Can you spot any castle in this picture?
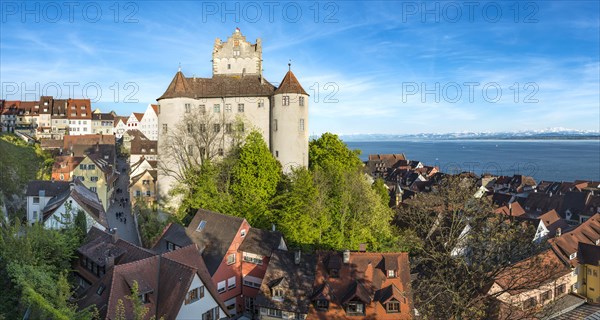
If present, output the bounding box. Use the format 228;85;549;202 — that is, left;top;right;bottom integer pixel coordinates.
156;28;309;202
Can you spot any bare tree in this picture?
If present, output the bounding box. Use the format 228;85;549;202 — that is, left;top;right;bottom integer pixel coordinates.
396;175;567;319
158;105;247;184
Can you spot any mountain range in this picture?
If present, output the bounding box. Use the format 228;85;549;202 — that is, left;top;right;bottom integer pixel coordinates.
337;128;600;141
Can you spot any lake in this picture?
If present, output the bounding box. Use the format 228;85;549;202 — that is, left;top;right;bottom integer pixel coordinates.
345;140;600;182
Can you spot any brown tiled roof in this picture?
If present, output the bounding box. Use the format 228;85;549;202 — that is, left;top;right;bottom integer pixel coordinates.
559;191;591;220
237;227;284;257
152;223;194;254
67;99;92;119
63;134;116;148
493;249;571;295
132;112;144;122
158;72;276;100
130;139;157;155
150;104;159;115
52;156;84;175
255;250;316;314
494;202;526;217
310;251;413;319
538;209;571;238
78;244;227;320
185;209;245;275
550;213;600;267
274;70;308;95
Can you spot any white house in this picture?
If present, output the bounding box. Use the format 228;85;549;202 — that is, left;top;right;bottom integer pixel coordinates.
26;179;108;232
139;104;159;141
113;116;128;139
126;112;144;129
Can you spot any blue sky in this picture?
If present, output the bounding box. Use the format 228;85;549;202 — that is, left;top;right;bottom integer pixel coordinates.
1;1;598;135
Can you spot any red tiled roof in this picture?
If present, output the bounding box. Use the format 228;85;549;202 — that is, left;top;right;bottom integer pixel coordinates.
274;70;308;95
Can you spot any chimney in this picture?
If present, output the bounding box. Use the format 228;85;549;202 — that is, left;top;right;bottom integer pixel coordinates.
343;250;350;264
556;228;562;237
359;243;366;252
110;228;119;243
294;250;301;265
106;255;115;269
509;203;512;216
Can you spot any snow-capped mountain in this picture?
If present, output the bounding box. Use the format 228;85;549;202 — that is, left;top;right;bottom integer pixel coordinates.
337;128;600;141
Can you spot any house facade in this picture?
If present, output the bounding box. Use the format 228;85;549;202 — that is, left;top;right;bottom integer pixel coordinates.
71;154;117;211
156;28;309;202
139;104;159;141
91;111;115;135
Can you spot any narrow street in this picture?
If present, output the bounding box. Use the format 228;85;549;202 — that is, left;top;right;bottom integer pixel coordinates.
106;156;140;245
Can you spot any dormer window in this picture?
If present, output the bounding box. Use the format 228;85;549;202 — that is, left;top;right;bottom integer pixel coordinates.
330;268;339;278
241;229;246;237
272;288;284;301
346;301;365;315
387;270;396;278
386;300;400;313
139;293;150;304
316;299;329;310
570;252;577;260
196;220;207;232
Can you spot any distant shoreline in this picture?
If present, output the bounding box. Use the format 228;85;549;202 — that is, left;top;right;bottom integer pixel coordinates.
339;135;600;142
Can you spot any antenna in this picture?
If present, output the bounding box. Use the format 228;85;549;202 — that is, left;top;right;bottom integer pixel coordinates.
288;59;292;71
178;62;181;72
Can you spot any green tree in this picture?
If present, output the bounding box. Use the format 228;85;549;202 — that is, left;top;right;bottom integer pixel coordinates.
229;130;281;228
74;209;88;241
308;132;363;173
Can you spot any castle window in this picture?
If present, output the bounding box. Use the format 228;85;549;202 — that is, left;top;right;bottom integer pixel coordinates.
187;124;193;133
227;64;231;69
299;119;305;131
275;151;279;157
282;96;290;106
162;124;168;133
258;101;264;108
213;124;221;133
238;104;244;113
225;104;232;112
188;145;193;154
273;119;278;131
213;104;221;113
233;49;240;57
200;124;206;133
199;105;206;114
238;123;244;132
218;148;224;156
225;123;233;134
185;103;191;113
299;96;305;106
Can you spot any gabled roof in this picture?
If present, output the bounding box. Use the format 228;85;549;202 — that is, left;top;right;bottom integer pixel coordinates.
26;180;70;197
494;202;526;217
310;251;413;318
550;213;600;267
238;227;284;257
538;209;571;238
132;112;144;122
150;104;159;115
274;70;308;95
185;209;246;275
559;191;590;220
158;72;276;100
40;180;108;228
130;139;157;155
77;227;154;268
152;223;194;254
78;244;228;320
492;249;570;296
255;250;316;314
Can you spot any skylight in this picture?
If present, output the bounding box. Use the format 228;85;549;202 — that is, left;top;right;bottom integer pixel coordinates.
196;220;207;232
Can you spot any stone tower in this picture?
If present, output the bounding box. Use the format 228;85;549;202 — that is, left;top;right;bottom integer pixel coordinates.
212;28;262;76
271;65;309;172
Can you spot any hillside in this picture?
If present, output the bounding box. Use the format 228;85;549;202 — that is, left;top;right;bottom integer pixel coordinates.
0;134;53;219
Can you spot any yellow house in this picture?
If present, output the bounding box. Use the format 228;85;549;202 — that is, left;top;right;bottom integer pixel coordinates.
577;242;600;302
71;154;117;211
129;169;157;207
